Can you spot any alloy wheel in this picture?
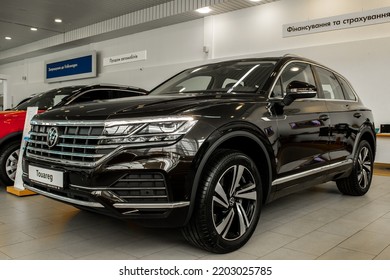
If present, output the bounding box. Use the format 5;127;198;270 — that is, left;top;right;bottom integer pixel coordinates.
212;164;257;241
357;146;372;190
6;148;19;181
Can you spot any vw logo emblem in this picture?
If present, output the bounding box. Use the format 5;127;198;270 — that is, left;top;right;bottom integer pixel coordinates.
47;127;59;148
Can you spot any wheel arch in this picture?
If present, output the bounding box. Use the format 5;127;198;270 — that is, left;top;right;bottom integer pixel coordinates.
185;123;275;224
352;124;376;161
0;132;22;151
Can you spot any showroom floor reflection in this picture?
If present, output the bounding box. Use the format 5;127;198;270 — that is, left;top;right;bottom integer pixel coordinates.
1;174;390;260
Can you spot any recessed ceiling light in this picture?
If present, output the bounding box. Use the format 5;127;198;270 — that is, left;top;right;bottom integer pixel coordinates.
196;6;212;14
5;36;12;40
54;18;62;23
30;27;38;31
250;0;262;2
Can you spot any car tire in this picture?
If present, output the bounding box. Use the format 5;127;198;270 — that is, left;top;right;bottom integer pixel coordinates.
0;140;21;186
336;140;373;196
182;149;262;253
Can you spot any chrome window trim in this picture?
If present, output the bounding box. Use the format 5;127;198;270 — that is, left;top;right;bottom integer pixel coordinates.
272;159;352;186
267;59;359;103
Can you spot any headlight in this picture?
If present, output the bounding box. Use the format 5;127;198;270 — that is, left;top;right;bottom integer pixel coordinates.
101;117;197;145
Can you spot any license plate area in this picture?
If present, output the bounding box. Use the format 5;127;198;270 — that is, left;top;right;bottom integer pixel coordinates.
28;165;64;189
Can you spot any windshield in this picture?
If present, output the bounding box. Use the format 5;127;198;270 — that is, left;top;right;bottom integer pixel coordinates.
150;60;276;95
14;86;84;110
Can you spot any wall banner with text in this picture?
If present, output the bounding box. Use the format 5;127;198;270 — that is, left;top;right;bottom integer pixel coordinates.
283;6;390;37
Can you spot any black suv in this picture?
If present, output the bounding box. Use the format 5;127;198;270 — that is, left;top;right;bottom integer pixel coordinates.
22;56;375;253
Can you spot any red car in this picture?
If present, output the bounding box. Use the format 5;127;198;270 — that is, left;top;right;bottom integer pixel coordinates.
0;84;147;185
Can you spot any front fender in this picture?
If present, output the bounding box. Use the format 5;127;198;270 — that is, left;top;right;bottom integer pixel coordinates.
184;122;275;224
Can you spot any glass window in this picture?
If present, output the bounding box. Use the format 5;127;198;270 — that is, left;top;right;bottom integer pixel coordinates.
315;67;345;100
222;78;244;88
111;90;141;99
74;90;112;103
150;61;276;95
175;76;212;92
337;76;357;101
14;86;83;110
272;78;283;98
271;62;316;98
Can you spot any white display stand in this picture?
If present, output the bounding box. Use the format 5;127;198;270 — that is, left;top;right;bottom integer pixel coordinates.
7;107;38;196
375;133;390;165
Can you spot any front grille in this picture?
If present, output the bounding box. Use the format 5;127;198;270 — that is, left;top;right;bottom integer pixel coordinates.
26;122;115;167
111;172;169;203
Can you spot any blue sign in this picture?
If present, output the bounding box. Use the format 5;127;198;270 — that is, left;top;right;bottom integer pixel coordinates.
45;51;96;83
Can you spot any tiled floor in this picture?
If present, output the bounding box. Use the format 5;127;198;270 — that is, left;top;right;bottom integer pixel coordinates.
1;174;390;260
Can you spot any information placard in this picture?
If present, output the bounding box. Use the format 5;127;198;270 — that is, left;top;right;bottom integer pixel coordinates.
45;51;97;83
283;6;390;37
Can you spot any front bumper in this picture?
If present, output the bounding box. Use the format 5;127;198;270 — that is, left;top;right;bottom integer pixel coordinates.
22;155;193;227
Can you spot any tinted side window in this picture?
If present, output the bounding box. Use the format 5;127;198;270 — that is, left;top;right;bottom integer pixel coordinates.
337;76;357;101
111;90;140;99
315;67;345;100
272;62;316;98
272;78;283;98
75;90;112;103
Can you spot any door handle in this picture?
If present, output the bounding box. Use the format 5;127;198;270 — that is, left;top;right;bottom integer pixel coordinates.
354;112;362;118
319;114;329;121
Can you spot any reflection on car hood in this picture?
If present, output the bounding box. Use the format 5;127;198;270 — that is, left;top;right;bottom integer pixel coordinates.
32;93;264;122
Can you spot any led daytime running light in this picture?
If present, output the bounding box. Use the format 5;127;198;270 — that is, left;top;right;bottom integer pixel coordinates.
101;117;197;145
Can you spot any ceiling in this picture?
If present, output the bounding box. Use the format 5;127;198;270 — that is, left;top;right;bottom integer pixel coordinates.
0;0;278;65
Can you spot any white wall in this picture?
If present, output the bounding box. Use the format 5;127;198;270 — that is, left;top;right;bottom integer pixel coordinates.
0;0;390;127
0;19;206;107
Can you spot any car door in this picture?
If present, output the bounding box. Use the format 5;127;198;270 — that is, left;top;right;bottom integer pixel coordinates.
271;62;332;190
313;66;362;163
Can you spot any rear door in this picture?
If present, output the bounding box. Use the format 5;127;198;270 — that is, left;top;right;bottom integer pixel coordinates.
313;66;361;163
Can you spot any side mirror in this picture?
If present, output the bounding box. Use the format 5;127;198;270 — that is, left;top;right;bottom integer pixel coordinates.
283;81;317;106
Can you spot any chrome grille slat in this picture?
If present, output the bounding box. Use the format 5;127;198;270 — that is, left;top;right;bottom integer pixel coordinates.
57;143;118;149
26;123;112;167
60;135;102;140
30;132;47;137
26;147;103;158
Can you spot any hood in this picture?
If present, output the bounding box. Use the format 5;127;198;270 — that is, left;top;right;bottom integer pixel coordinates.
0;110;28;125
0;110;28;139
0;110;25;118
33;93;265;122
